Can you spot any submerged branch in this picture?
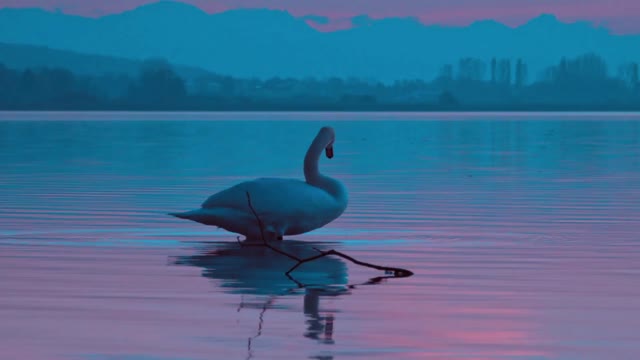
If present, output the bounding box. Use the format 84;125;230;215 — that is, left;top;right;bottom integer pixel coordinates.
245;192;303;262
244;191;414;281
287;248;413;277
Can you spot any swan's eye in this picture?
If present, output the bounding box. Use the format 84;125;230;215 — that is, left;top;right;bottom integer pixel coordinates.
325;146;334;159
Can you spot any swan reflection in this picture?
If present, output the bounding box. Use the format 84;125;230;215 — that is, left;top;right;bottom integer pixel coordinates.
172;240;349;353
173;240;349;294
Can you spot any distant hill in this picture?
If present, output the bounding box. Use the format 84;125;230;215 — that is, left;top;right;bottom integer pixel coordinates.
0;42;215;81
1;1;640;81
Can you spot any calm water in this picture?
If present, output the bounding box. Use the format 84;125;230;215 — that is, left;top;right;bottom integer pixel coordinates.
1;113;640;360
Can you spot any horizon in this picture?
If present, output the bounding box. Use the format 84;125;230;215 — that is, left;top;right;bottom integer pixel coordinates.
0;0;639;35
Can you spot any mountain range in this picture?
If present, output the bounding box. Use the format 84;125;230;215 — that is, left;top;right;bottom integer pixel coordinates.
1;1;640;81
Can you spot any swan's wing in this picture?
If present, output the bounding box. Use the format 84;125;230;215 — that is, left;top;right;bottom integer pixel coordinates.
201;178;334;216
201;178;343;236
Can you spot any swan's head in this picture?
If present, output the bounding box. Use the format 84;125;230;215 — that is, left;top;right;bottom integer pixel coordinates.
319;126;336;159
326;145;334;159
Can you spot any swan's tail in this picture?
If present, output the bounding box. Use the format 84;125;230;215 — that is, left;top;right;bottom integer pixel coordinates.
169;208;276;241
168;211;193;220
168;209;212;223
168;208;226;227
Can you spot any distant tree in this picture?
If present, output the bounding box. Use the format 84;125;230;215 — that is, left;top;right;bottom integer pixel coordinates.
0;63;14;106
194;76;214;95
439;64;454;81
128;58;187;107
19;69;36;95
457;58;486;81
491;58;497;83
618;62;639;89
327;77;344;88
40;68;75;95
497;59;511;86
438;90;458;107
576;53;608;80
515;59;528;87
0;63;13;91
546;53;608;84
435;64;454;89
219;75;236;95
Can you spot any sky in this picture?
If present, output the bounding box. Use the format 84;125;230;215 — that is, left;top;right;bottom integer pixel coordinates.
1;0;639;34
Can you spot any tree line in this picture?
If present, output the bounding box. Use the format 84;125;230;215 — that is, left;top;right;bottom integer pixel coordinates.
1;53;639;111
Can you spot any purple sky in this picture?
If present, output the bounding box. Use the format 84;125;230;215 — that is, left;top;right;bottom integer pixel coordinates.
1;0;639;34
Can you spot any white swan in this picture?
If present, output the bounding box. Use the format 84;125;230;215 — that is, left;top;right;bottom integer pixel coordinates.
169;126;348;241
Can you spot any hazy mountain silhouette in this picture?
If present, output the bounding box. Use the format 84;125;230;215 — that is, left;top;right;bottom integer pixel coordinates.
1;1;640;81
0;42;215;80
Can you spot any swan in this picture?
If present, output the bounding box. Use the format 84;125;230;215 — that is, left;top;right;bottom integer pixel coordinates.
169;126;348;241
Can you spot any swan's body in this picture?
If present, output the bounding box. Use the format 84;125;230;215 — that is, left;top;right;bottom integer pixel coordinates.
170;127;348;241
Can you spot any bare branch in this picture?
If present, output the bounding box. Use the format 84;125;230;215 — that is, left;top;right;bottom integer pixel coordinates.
245;191;302;262
244;191;413;282
287;249;413;277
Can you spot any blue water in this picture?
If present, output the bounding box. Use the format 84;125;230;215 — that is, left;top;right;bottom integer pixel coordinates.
1;112;639;360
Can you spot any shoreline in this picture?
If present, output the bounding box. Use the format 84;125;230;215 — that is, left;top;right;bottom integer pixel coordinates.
2;110;640;121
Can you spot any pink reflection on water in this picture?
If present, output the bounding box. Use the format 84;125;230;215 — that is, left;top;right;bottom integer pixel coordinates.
0;244;248;360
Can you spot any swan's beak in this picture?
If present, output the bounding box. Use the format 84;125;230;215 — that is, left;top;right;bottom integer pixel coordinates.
325;146;334;159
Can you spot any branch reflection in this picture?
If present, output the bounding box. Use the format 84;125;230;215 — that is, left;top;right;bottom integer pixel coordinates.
172;240;358;358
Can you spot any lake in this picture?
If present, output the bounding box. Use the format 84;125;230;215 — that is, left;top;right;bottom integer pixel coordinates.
1;112;640;360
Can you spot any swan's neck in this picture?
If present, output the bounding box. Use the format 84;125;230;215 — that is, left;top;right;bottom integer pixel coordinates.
304;133;348;204
304;134;326;183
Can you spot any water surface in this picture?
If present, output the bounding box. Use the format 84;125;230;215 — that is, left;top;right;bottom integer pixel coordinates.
1;113;640;359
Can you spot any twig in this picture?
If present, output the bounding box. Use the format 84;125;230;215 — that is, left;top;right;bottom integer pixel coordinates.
244;191;414;280
245;192;302;262
245;296;275;360
286;249;413;277
285;273;305;288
